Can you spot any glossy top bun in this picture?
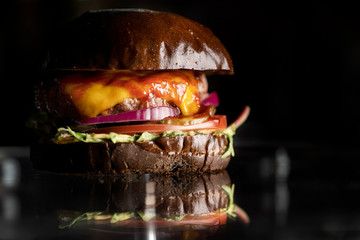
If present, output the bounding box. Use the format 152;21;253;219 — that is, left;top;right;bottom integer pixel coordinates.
42;9;234;74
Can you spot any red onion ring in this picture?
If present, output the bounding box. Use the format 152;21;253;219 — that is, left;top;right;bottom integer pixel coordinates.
81;106;180;125
202;91;219;107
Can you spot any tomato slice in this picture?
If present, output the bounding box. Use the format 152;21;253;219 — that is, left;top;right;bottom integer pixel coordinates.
88;115;227;135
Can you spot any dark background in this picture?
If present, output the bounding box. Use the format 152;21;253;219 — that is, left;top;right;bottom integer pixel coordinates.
1;2;360;238
1;0;360;147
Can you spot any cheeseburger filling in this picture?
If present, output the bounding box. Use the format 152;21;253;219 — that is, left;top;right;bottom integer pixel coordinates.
59;70;207;120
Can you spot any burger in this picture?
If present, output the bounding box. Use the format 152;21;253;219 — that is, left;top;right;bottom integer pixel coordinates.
32;9;250;174
57;171;249;237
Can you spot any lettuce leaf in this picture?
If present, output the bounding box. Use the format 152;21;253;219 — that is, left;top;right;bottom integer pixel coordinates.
58;211;108;229
110;132;136;143
136;132;160;142
67;127;109;143
53;127;222;144
221;126;236;158
110;212;135;223
221;106;251;158
221;184;236;219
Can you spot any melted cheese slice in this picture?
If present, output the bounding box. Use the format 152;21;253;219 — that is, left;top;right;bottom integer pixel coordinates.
60;71;201;118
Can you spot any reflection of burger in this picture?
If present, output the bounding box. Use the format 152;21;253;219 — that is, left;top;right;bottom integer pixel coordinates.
32;9;250;174
58;171;249;237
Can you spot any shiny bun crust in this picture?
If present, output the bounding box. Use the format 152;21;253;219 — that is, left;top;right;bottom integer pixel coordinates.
42;9;234;74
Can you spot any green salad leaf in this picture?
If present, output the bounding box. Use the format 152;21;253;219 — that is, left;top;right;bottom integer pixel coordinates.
110;132;136;143
221;106;250;158
221;126;236;158
221;184;236;219
67;127;109;143
162;130;187;137
58;212;106;229
110;212;135;223
138;211;156;221
53;127;223;144
136;132;160;142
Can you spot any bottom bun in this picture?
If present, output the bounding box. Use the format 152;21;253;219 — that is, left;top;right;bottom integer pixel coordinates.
31;134;230;174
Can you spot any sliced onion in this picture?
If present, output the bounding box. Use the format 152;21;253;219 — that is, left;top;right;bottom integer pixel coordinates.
80;106;180;125
202;91;219;107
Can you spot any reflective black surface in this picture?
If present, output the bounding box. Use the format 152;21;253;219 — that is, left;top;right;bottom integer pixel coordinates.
1;144;360;239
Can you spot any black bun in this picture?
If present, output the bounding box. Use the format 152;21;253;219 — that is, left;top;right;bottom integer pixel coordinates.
42;9;234;74
31;134;230;174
